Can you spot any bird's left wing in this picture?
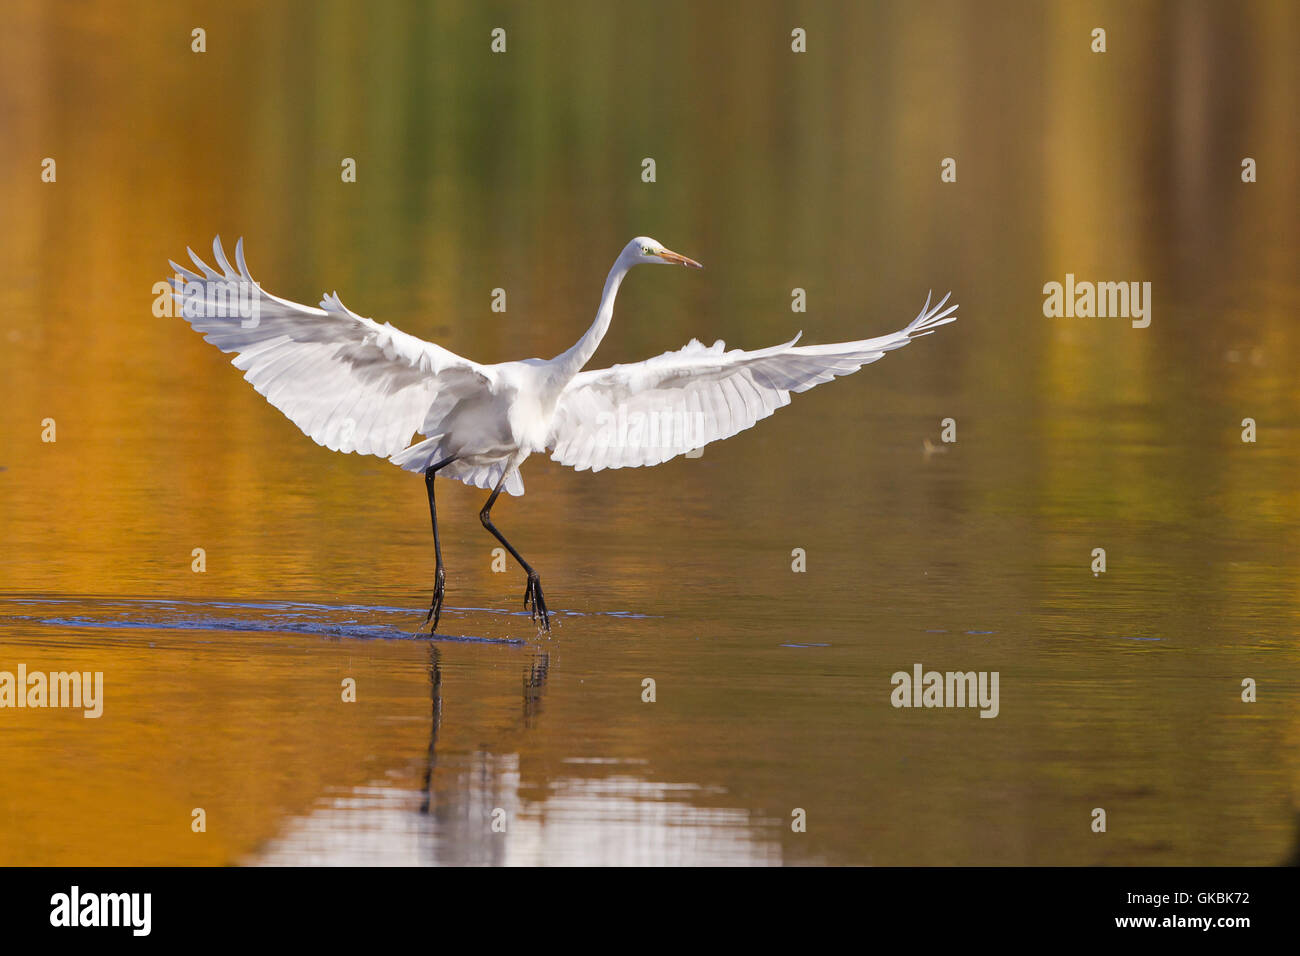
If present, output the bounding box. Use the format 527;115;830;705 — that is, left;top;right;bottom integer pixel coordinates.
548;292;957;472
168;237;490;458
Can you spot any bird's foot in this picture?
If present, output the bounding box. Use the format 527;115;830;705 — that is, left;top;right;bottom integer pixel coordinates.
523;571;550;632
421;567;446;633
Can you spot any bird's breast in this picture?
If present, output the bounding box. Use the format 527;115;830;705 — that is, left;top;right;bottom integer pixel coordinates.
511;400;554;456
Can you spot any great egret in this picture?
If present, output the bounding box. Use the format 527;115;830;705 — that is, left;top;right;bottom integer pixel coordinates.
168;237;957;633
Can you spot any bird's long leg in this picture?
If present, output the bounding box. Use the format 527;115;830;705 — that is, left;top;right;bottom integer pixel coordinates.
480;472;550;631
420;456;458;633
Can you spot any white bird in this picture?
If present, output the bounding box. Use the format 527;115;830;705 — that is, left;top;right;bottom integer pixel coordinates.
168;237;957;632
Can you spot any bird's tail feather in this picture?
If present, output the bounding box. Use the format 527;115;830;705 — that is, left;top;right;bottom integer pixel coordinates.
390;439;526;496
390;437;446;473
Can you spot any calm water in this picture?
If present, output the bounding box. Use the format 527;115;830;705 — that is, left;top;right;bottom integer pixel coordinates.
1;0;1298;865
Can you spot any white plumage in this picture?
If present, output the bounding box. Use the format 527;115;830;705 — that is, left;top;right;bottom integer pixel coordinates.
551;294;957;471
170;236;956;488
168;235;956;631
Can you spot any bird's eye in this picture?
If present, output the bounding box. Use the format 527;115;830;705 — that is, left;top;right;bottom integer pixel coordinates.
642;246;653;255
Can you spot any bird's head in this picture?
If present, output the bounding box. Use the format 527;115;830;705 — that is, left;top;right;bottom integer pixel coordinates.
625;236;703;269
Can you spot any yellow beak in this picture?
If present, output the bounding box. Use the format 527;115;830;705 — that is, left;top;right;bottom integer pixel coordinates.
656;248;704;269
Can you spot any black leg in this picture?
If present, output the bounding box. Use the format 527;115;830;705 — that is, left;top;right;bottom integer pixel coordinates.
420;456;457;632
480;472;550;631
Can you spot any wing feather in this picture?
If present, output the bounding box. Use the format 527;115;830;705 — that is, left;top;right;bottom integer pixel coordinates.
548;293;957;471
168;237;491;460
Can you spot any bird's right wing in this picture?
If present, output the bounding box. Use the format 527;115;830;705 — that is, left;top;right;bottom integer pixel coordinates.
548;292;957;472
168;237;491;459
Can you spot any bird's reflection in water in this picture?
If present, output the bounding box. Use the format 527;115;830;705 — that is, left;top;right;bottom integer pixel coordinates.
405;646;558;866
418;646;550;816
417;645;443;816
252;639;782;865
521;652;550;729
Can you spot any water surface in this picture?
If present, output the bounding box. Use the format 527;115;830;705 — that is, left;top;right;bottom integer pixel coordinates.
1;0;1297;865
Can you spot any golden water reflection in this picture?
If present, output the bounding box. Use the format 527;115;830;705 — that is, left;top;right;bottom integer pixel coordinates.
1;0;1298;865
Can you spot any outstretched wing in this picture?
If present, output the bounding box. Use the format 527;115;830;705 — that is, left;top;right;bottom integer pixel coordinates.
548;292;957;472
168;237;490;458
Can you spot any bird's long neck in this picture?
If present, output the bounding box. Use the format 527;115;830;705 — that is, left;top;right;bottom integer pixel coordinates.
552;253;631;380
